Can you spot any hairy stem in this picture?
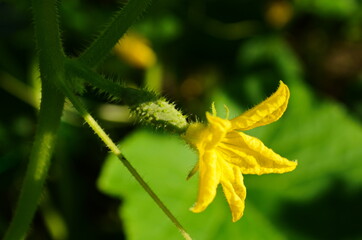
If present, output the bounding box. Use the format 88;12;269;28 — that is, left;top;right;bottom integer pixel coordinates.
65;59;157;105
61;84;192;240
3;0;65;239
78;0;152;68
65;60;188;133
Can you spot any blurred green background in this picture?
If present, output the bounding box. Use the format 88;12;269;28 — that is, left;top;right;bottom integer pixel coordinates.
1;0;362;239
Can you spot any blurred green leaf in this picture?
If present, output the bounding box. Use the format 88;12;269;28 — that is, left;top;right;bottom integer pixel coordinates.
295;0;359;18
135;14;182;45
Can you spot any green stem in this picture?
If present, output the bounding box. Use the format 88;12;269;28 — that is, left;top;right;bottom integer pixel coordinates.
61;85;192;240
66;59;157;105
3;89;64;240
65;60;188;133
3;0;65;239
78;0;152;68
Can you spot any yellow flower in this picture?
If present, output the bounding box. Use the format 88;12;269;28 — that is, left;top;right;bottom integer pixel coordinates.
113;32;156;69
183;81;297;222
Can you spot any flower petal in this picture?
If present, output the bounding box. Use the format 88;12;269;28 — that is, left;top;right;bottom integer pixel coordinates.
218;131;297;175
230;81;290;131
190;149;221;213
220;163;246;222
204;113;231;148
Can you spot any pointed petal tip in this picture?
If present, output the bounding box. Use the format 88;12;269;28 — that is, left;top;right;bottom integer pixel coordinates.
278;80;288;89
189;204;204;213
280;80;290;96
279;159;298;173
278;80;289;96
291;159;298;169
289;159;298;167
277;159;298;173
231;211;244;222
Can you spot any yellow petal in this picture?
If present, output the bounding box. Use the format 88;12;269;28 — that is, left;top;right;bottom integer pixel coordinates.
183;122;207;148
218;131;297;175
206;112;232;132
190;149;221;213
204;113;232;149
230;81;290;131
219;162;246;222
